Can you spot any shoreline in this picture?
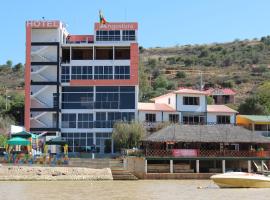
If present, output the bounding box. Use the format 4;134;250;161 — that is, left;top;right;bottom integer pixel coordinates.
0;165;113;181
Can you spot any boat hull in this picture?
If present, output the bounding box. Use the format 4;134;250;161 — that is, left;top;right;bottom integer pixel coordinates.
211;173;270;188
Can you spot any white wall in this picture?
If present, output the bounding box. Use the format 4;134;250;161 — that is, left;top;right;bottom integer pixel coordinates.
138;111;163;122
177;94;207;112
154;93;176;110
207;113;236;124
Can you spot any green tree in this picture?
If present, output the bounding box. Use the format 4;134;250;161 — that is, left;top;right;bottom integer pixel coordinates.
0;135;7;147
153;75;168;89
207;96;214;105
6;93;24;125
6;60;12;68
176;71;186;79
13;63;24;72
238;96;267;115
112;121;145;150
256;81;270;114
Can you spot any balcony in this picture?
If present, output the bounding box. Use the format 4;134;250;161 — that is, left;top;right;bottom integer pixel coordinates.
145;149;270;158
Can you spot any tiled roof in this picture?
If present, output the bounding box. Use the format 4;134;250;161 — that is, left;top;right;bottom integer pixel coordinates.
207;105;238;113
174;88;208;95
205;88;236;95
150;92;174;101
238;115;270;123
138;102;175;112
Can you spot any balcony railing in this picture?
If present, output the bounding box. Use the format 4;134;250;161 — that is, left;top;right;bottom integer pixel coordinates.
145;149;270;158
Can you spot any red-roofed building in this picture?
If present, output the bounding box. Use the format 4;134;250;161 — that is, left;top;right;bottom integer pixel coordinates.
205;88;236;104
138;88;237;127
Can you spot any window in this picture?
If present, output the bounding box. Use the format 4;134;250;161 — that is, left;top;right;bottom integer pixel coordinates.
217;115;231;124
62;48;70;63
96;30;120;41
62;86;94;109
122;30;136;41
183;115;205;124
168;98;171;105
62;132;94;152
145;114;156;122
114;47;130;59
169;114;179;123
78;113;94;128
95;86;135;109
71;66;92;80
72;48;93;60
95;112;108;128
183;97;200;105
62;113;76;128
94;66;113;79
114;66;130;79
61;66;70;83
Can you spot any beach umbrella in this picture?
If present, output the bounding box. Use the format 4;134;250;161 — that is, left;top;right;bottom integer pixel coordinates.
7;137;31;146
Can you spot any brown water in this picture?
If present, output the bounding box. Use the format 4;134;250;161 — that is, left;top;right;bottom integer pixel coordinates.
0;180;269;200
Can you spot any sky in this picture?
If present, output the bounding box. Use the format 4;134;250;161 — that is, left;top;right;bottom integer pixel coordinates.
1;0;270;64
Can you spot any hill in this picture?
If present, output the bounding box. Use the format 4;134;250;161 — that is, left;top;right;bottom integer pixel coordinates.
139;36;270;106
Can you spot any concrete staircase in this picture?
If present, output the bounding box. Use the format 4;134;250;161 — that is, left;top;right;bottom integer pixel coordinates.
111;170;138;180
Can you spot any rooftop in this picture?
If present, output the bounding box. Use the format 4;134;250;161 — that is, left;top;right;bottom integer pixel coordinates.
143;124;270;143
174;88;208;95
138;102;175;112
238;115;270;123
205;88;236;95
207;105;238;113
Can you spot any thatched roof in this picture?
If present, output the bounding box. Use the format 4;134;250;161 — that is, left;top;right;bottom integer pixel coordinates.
143;125;270;143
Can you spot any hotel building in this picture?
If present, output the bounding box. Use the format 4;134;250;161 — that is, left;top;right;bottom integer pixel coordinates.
25;20;139;153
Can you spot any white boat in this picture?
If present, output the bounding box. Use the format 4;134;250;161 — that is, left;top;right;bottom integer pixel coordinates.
211;172;270;188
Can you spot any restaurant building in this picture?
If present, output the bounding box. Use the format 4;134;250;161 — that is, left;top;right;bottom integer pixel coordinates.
25;20;139;153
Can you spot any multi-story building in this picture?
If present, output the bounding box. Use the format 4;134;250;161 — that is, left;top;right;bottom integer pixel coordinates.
25;20;139;153
138;88;237;127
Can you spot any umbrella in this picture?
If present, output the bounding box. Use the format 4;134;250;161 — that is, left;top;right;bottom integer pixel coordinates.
11;131;32;138
7;137;31;146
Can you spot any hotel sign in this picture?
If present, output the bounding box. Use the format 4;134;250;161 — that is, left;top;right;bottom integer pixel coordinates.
172;149;198;157
26;20;60;28
95;22;138;30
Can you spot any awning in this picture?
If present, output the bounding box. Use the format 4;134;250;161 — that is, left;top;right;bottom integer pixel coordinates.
11;131;32;138
45;137;67;145
7;137;31;146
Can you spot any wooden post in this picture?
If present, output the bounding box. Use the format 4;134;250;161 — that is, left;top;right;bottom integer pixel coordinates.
261;160;264;173
170;160;173;173
222;160;226;173
196;160;200;173
248;160;251;173
145;159;148;173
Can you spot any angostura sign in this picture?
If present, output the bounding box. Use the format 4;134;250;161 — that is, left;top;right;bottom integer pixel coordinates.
26;20;60;28
95;22;138;30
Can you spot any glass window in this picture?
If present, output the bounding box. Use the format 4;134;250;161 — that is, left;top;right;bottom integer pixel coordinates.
183;115;205;125
169;114;179;123
122;30;136;41
145;114;156;122
71;66;92;80
62;86;94;109
94;66;113;79
96;30;120;41
217;115;231;124
61;113;76;128
183;97;200;105
114;66;130;79
61;66;70;83
78;113;94;128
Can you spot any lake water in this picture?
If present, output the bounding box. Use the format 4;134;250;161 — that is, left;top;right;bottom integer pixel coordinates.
0;180;269;200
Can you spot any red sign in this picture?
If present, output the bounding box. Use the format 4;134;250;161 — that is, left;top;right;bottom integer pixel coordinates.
172;149;198;157
26;20;60;28
95;22;138;30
